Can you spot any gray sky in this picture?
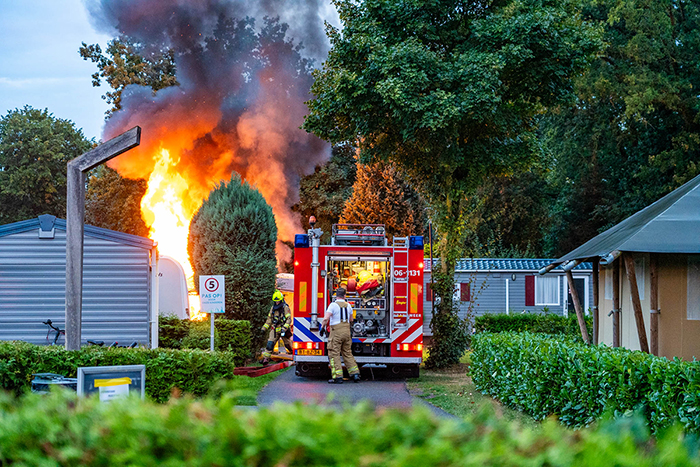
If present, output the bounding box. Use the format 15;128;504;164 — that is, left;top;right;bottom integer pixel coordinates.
0;0;339;143
0;0;112;141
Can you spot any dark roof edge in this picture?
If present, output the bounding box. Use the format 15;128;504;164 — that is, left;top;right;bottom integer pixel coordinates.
0;216;154;250
551;172;700;266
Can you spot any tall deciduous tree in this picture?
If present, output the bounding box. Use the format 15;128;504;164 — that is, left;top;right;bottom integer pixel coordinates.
85;166;149;237
0;106;93;225
465;167;553;258
542;0;700;256
304;0;601;367
79;36;178;117
188;174;278;347
341;160;427;240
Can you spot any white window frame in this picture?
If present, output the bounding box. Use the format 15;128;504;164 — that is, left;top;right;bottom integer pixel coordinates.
566;275;590;315
535;275;560;306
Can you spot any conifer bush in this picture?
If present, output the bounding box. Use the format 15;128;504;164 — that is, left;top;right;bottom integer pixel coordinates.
188;174;278;347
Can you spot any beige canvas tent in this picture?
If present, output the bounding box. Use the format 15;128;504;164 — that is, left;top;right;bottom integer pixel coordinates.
541;174;700;360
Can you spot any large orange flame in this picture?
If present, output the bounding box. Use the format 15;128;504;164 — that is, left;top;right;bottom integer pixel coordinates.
141;147;207;320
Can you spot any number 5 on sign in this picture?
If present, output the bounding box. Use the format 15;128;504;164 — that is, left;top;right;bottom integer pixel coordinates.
200;275;225;352
200;275;225;314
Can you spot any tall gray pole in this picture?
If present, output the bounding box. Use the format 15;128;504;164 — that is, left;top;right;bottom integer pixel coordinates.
65;127;141;350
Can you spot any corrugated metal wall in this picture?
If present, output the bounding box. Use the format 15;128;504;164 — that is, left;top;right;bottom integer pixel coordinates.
423;271;594;336
0;226;152;345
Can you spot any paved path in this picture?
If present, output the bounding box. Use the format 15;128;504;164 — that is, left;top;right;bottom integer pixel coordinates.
257;366;456;418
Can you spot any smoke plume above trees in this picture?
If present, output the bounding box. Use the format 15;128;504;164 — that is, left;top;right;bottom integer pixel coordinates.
83;0;336;253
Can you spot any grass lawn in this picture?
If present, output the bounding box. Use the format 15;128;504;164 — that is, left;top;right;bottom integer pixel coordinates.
407;354;536;427
206;365;290;405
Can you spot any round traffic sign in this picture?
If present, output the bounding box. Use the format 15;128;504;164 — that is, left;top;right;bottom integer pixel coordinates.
204;277;219;292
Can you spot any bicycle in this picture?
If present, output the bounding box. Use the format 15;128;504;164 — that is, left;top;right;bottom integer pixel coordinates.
87;339;138;348
42;320;65;346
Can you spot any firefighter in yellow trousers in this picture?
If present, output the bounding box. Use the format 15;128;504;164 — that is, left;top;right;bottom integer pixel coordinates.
261;290;292;364
322;287;360;384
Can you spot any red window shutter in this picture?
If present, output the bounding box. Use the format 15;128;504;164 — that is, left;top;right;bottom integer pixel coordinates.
525;275;535;306
460;283;470;301
426;283;433;301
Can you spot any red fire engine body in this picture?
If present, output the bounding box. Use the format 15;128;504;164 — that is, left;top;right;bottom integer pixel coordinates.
292;224;424;377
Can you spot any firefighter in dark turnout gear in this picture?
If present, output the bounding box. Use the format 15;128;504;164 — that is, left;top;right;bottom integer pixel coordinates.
261;290;292;364
322;287;360;383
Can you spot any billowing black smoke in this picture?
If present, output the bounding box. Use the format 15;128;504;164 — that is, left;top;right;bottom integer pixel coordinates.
84;0;335;251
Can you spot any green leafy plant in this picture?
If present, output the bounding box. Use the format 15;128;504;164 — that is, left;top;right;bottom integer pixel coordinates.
470;332;700;433
159;316;250;360
1;390;699;466
0;341;249;402
475;313;592;341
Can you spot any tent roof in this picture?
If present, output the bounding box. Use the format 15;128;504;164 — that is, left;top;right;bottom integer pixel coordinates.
551;172;700;266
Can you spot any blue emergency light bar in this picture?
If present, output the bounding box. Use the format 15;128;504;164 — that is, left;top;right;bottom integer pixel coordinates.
409;236;424;250
295;234;310;248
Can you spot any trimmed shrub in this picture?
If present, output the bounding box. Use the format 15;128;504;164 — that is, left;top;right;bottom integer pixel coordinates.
470;332;700;433
475;313;592;340
159;317;250;361
0;341;247;402
158;314;191;349
1;391;699;466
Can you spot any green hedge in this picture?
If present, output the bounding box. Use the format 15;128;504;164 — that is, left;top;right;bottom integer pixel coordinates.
0;341;248;402
470;332;700;433
158;315;191;349
1;391;699;466
159;316;251;360
475;313;592;340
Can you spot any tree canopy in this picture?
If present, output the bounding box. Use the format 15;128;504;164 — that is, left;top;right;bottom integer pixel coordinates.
85;166;149;237
292;143;357;243
188;174;278;344
303;0;602;367
80;37;178;118
341;160;427;240
541;0;700;256
0;106;93;225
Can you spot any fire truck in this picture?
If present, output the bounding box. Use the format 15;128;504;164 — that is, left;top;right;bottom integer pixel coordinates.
292;222;425;378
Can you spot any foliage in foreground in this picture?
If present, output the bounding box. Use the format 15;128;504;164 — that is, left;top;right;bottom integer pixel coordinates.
471;332;700;433
475;313;592;341
1;390;700;466
0;341;248;402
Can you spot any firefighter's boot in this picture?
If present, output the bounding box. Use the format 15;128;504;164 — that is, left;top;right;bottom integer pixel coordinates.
328;377;343;384
353;374;361;383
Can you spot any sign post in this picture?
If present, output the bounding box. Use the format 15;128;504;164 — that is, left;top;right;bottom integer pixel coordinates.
199;275;225;351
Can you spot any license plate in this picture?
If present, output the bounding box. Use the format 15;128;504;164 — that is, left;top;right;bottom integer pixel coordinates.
297;349;322;356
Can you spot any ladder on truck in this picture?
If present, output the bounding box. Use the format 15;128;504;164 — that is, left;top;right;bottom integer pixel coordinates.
392;237;410;329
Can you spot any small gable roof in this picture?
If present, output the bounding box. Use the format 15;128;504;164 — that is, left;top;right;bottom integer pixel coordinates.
551;172;700;266
0;215;154;250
